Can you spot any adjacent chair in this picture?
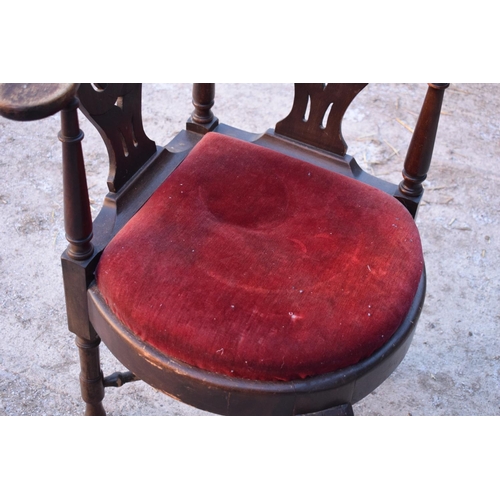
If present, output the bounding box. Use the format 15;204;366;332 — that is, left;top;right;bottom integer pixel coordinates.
0;83;448;415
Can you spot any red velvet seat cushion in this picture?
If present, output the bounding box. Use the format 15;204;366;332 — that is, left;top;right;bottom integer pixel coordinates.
96;133;423;381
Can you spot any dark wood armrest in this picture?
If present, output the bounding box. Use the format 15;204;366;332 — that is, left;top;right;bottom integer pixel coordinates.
0;83;79;121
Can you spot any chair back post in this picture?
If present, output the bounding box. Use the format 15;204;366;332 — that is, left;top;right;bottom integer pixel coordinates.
399;83;449;198
186;83;219;133
58;97;94;261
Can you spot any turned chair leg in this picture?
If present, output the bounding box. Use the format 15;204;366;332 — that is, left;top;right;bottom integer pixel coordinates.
75;336;106;416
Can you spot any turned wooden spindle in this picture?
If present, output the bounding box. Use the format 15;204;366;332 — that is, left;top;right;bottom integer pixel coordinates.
399;83;449;198
75;336;106;416
58;97;94;261
186;83;219;133
191;83;215;124
59;95;105;415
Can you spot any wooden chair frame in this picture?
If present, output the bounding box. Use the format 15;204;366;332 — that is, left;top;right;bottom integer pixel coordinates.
0;83;448;415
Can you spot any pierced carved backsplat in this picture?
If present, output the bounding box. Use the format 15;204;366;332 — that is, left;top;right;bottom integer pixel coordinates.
275;83;367;156
77;84;156;192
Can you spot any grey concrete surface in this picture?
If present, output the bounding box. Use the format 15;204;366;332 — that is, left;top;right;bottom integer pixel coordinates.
0;83;498;416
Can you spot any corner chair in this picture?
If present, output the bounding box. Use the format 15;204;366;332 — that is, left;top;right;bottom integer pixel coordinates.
0;83;448;415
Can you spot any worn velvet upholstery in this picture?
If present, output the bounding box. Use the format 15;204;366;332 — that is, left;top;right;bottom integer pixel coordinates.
96;133;423;381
